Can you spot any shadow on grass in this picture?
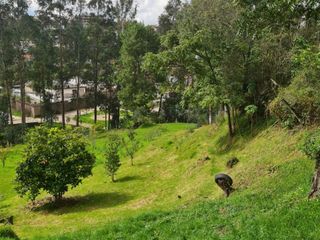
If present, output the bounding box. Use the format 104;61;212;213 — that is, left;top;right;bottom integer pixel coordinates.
32;192;133;215
116;175;143;183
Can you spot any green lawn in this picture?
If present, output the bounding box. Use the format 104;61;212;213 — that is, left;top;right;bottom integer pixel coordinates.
12;111;22;117
1;122;318;239
78;111;107;128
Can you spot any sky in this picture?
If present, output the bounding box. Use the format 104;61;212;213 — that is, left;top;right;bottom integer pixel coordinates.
28;0;169;26
136;0;168;25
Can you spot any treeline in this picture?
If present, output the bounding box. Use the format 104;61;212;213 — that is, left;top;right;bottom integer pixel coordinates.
0;0;319;135
144;0;320;136
0;0;136;128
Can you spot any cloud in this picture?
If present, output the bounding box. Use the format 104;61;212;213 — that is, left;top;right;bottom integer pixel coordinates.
136;0;168;25
28;0;38;16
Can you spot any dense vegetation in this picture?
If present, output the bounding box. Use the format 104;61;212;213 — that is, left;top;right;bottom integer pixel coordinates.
0;0;319;130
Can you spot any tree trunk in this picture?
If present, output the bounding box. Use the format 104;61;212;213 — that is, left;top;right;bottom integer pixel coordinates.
76;0;83;127
54;193;63;202
231;107;236;132
5;80;13;125
76;75;80;127
105;111;107;130
94;81;98;124
76;25;81;127
208;106;212;125
93;25;99;124
107;106;111;130
19;59;26;124
158;94;163;120
309;158;320;199
111;174;115;182
60;79;65;128
225;104;234;138
59;10;65;128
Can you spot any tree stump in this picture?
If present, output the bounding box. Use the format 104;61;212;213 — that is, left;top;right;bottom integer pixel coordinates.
309;165;320;199
215;173;234;197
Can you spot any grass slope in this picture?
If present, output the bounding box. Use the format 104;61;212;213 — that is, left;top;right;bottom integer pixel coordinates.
1;123;215;239
46;123;320;240
1;122;318;239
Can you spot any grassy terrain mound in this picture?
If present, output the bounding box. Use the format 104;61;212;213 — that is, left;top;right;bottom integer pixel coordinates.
0;122;318;239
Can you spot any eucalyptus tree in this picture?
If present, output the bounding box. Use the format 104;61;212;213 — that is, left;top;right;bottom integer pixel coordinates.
29;15;56;123
11;0;32;124
0;0;15;125
87;0;116;124
37;0;73;127
67;0;87;126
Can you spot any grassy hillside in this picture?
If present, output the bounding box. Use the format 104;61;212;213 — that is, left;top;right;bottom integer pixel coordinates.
45;123;319;240
1;122;318;239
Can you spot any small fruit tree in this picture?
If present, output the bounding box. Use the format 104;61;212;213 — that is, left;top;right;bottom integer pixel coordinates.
301;129;320;199
15;126;96;201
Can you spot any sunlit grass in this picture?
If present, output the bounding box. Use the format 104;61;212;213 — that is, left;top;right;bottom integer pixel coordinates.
1;122;317;240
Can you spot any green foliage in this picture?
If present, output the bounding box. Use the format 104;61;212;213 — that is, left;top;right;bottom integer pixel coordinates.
245;105;258;116
15;126;95;201
105;134;121;182
269;45;320;126
301;129;320;161
122;129;139;166
0;125;27;147
0;226;19;239
117;22;160;120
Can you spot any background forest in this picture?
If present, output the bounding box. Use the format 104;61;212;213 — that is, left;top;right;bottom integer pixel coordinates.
0;0;319;134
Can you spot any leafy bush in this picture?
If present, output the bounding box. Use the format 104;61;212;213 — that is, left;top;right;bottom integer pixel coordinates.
269;76;320;127
15;126;96;201
132;107;154;128
0;125;27;147
301;129;320;162
0;226;19;239
269;44;320;127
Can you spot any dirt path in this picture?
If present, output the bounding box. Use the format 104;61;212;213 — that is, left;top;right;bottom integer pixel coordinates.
12;109;93;128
